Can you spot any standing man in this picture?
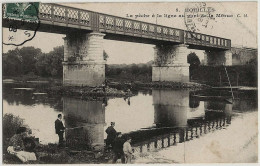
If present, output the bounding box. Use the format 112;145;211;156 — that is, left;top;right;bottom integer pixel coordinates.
112;132;125;163
123;136;133;163
105;122;117;149
55;114;65;147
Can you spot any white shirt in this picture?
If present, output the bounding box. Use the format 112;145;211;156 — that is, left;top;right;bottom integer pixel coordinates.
123;141;132;154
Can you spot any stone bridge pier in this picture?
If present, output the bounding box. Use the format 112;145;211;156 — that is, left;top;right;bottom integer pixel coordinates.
204;50;232;66
152;44;190;82
63;31;106;86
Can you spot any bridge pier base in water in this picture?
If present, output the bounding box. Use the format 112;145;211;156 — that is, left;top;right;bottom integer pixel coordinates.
152;44;190;82
204;50;232;66
63;97;105;151
63;32;106;86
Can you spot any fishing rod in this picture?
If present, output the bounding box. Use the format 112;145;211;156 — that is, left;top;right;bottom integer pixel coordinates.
65;126;84;130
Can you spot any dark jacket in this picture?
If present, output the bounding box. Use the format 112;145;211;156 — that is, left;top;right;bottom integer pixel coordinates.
55;119;65;134
113;137;125;153
105;126;117;144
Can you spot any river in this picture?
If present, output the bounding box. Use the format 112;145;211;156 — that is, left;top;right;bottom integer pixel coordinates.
2;83;258;163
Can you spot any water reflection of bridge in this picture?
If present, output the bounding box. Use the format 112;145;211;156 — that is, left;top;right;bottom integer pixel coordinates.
131;116;231;154
62;89;233;151
63;97;105;150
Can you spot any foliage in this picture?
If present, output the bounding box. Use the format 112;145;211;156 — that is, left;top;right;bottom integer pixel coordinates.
190;65;257;86
3;46;64;78
154;45;173;66
3;46;109;79
3;47;42;76
20;47;42;74
68;56;76;63
3;49;22;76
3;114;25;140
187;52;200;66
106;62;152;82
35;46;64;77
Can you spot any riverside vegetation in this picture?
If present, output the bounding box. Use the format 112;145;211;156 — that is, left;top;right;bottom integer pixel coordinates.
3;46;257;88
3;114;120;164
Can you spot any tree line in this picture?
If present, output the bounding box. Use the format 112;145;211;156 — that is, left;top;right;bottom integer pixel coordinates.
3;46;64;78
3;47;257;86
106;62;153;82
3;46;152;81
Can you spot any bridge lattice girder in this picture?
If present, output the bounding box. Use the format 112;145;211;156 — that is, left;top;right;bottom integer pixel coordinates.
3;3;231;50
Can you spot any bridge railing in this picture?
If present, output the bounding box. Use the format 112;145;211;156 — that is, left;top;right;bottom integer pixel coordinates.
185;31;231;49
39;3;93;29
4;2;230;49
38;3;183;42
98;13;184;42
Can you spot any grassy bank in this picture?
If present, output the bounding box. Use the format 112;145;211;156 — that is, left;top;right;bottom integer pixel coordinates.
3;114;115;164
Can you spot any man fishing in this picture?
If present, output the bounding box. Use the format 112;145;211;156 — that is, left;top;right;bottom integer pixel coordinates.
55;114;66;147
105;122;117;149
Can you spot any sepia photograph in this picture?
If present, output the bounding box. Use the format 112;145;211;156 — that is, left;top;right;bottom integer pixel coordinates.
1;1;258;164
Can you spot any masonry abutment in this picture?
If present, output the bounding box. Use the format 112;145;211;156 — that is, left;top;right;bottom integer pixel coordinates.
152;44;190;82
63;32;106;86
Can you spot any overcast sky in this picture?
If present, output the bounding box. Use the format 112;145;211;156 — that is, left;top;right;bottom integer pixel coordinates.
3;2;257;64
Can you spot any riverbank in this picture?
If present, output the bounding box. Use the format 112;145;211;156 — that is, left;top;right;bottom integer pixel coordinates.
2;113;115;164
133;111;258;163
109;81;210;90
5;112;257;164
4;76;210;90
3;143;115;164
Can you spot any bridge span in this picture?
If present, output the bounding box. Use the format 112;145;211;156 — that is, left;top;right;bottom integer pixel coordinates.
3;3;232;86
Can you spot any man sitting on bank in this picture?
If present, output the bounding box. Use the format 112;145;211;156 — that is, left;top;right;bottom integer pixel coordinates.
7;127;37;163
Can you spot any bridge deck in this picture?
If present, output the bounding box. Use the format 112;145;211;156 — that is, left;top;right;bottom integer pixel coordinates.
3;3;231;50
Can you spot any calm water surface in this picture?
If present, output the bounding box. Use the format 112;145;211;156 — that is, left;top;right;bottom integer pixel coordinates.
3;83;257;150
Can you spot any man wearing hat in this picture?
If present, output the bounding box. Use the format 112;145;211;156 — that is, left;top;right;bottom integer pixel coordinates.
105;122;117;149
55;114;65;147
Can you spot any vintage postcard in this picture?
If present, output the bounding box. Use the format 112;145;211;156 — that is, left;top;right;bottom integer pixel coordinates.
1;1;258;164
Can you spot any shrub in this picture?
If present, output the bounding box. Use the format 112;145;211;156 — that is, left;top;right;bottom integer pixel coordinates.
3;114;25;140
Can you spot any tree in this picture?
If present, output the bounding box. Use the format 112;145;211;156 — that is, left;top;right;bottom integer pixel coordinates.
19;47;42;74
3;46;64;78
35;54;49;77
3;47;42;76
3;48;22;76
35;46;64;78
188;52;200;66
